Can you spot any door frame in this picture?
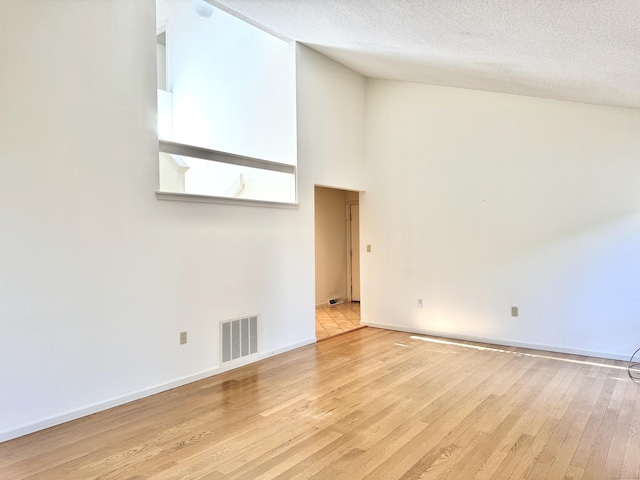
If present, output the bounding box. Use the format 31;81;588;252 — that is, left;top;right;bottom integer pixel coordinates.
346;199;360;302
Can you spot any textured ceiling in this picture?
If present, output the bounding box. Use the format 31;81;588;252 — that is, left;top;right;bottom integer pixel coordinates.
210;0;640;110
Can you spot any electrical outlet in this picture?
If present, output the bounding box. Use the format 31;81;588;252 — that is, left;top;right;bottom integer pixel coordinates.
366;244;372;253
180;331;187;345
511;306;518;317
418;298;424;308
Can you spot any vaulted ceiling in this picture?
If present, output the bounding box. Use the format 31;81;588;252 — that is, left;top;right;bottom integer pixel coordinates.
211;0;640;110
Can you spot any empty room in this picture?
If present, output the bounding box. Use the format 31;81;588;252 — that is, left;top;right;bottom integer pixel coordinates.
1;0;640;479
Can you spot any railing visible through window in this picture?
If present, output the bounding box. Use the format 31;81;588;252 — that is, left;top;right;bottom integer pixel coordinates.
158;141;297;205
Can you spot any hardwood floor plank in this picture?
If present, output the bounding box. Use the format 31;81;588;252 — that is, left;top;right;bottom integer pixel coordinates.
360;397;487;479
271;403;406;479
581;372;629;480
601;376;637;479
620;385;640;480
567;372;619;470
507;365;605;479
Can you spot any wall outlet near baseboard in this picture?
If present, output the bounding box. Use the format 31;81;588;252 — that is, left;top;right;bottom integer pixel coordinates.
180;331;187;344
511;306;518;317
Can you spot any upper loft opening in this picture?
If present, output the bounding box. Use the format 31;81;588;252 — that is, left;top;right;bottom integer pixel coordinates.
156;0;297;204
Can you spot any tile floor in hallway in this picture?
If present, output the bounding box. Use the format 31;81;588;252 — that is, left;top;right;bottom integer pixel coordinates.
315;301;362;340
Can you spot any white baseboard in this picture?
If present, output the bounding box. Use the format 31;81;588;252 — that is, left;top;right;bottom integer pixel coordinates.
0;337;316;443
362;321;631;362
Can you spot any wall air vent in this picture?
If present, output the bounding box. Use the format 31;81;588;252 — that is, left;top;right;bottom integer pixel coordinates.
221;315;258;364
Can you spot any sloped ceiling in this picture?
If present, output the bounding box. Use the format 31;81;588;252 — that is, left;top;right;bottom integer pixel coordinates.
210;0;640;110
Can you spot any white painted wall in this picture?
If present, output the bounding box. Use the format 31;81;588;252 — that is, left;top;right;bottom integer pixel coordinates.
296;46;367;192
157;90;173;140
0;2;365;442
362;79;640;359
156;44;166;90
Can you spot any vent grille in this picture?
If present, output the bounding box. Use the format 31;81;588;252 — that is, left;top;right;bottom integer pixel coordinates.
221;315;258;364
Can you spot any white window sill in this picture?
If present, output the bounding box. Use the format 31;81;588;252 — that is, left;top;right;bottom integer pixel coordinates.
156;191;299;209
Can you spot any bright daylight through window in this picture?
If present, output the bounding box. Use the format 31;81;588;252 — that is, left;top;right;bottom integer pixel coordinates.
155;0;297;205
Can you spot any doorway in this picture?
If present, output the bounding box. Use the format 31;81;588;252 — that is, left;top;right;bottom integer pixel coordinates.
348;202;360;302
314;186;362;340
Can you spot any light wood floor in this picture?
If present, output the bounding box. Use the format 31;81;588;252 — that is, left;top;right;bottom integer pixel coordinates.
315;301;361;340
2;327;639;480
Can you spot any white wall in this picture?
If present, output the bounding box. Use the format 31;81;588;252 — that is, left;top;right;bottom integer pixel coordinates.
0;2;365;442
156;43;166;91
296;46;367;192
362;79;640;359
